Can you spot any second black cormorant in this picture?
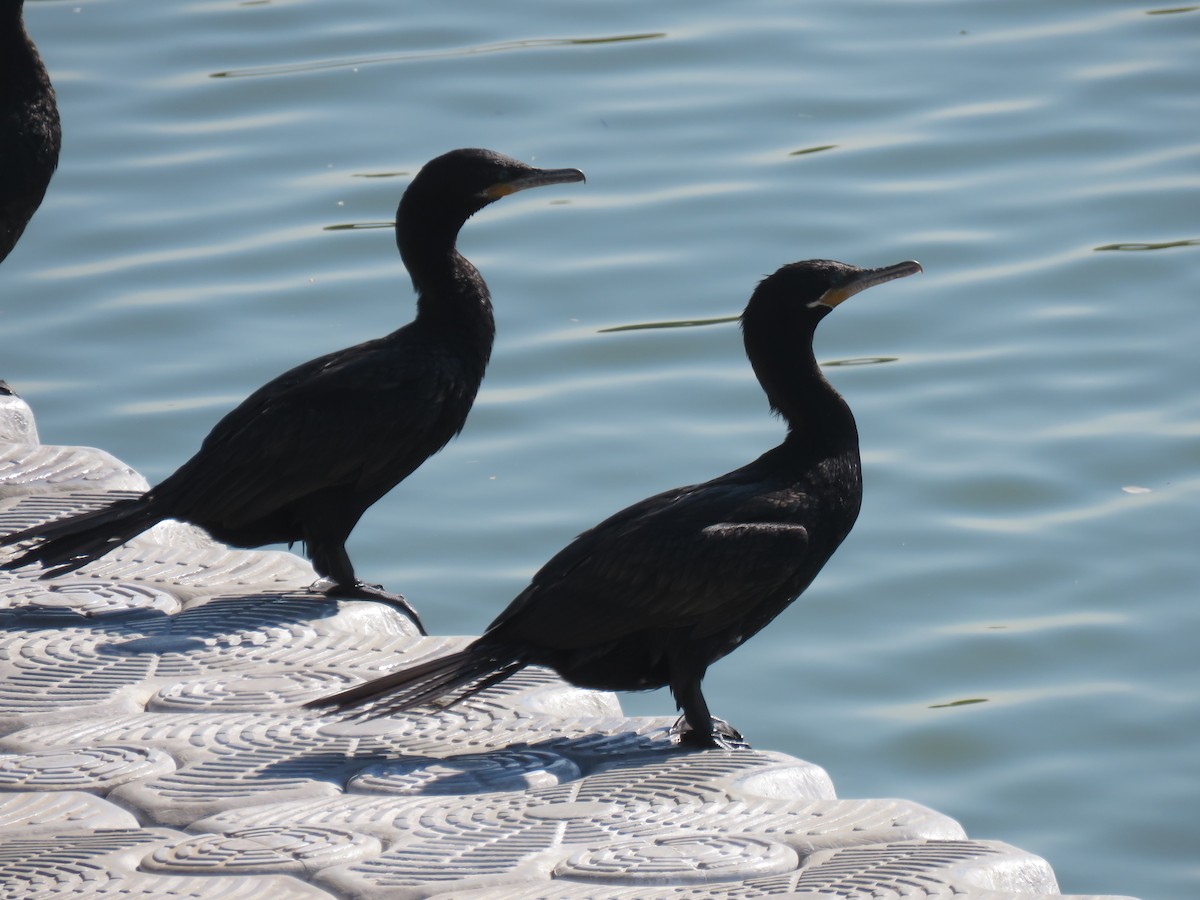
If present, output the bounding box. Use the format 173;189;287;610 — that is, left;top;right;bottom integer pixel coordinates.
1;0;61;265
306;257;922;747
0;149;585;631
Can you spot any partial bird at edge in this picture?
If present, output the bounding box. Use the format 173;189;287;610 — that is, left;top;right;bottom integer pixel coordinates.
1;0;62;266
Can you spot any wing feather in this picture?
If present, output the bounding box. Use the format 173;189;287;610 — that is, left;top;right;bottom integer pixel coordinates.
488;476;818;648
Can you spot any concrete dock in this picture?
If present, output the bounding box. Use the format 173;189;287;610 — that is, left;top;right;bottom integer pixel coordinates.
0;388;1136;899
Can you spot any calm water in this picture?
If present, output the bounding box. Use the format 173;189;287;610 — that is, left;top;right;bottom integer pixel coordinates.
7;2;1198;897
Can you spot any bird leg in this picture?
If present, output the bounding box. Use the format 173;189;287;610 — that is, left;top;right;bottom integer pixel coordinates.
667;660;751;750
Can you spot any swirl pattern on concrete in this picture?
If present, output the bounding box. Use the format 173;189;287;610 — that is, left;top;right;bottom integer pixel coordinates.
0;402;1138;899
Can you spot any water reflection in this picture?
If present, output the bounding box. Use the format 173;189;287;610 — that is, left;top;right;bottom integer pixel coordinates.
788;145;837;157
929;698;988;709
938;612;1126;636
824;356;899;367
1094;238;1199;251
598;315;739;334
599;318;899;368
323;222;394;232
875;683;1134;721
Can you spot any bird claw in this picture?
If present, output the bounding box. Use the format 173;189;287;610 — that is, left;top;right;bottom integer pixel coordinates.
669;714;751;750
316;579;427;635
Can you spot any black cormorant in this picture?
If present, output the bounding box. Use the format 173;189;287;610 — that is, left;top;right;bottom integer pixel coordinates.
1;0;61;264
305;258;922;747
0;149;585;631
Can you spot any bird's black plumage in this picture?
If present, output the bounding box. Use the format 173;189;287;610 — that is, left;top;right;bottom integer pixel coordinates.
306;258;922;747
0;149;585;629
1;0;61;265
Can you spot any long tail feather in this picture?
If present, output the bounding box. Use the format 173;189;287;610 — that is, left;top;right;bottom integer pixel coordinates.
0;496;161;576
304;643;526;720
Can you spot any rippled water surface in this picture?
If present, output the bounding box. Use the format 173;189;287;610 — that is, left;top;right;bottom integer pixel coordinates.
7;2;1199;897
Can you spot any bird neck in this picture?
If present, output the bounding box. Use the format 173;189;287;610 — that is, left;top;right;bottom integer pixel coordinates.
752;336;859;458
396;217;497;361
1;14;43;89
0;11;31;61
0;5;24;30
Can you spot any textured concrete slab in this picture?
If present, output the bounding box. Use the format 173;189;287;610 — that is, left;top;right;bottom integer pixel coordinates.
0;827;336;897
0;396;1138;899
0;791;139;834
0;441;148;497
0;386;38;445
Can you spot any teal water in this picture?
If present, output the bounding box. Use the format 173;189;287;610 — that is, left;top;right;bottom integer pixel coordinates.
6;2;1198;897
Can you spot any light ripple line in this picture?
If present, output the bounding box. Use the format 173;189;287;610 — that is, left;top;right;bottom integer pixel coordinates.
211;33;665;79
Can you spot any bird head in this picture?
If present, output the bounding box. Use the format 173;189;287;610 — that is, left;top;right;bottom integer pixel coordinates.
743;258;923;336
397;148;585;240
739;259;922;423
